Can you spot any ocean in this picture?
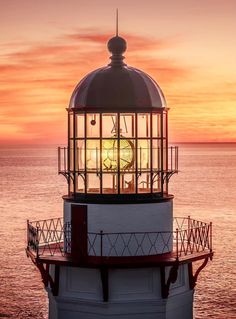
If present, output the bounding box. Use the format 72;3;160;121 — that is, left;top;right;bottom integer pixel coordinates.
0;144;235;318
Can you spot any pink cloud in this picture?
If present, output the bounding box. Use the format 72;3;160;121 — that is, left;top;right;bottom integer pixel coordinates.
0;29;192;144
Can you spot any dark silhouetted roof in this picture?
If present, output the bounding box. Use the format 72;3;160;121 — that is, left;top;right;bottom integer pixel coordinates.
69;36;167;112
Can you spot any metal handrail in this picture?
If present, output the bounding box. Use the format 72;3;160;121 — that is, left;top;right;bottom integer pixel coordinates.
58;146;179;174
27;217;212;259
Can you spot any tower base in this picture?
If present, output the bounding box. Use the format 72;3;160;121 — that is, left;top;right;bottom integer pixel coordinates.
47;264;194;319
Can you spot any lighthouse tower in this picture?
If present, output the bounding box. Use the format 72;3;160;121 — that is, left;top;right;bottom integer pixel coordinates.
27;33;213;319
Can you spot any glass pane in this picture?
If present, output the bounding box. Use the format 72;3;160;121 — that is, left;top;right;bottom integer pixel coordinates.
86;113;100;137
163;112;167;138
76;140;85;171
163;146;167;171
138;173;151;193
69;140;74;171
76;174;85;193
138;113;150;137
152;113;161;138
120;174;135;194
152;139;161;171
87;174;100;193
103;174;118;193
102;113;117;137
75;114;84;138
137;139;150;171
120;139;135;172
86;139;100;171
120;113;135;138
69;112;74;138
102;139;118;171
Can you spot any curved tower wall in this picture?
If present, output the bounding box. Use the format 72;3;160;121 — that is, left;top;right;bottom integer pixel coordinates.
64;199;173;255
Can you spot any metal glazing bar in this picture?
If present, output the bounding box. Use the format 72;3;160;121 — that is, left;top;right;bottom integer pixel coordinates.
67;111;70;194
139;147;142;174
146;113;149;137
100;113;103;193
135;113;138;193
132;113;135;137
117;113;120;194
160;112;164;195
165;112;168;193
150;113;153;193
84;113;87;193
73;112;76;195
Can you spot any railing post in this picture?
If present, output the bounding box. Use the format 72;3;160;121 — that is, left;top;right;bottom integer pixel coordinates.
187;215;191;244
58;147;60;174
64;222;69;254
64;147;66;172
210;222;212;252
176;228;179;258
100;230;103;259
36;226;39;258
176;146;178;171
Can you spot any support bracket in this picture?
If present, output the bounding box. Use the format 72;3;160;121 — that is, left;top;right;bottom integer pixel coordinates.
36;261;60;296
161;260;179;298
100;267;109;302
188;257;209;289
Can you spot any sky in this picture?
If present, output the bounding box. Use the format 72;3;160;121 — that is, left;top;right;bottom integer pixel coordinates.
0;0;235;144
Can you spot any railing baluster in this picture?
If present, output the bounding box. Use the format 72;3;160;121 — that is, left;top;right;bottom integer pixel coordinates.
64;147;66;171
176;228;179;258
100;230;103;259
58;147;60;173
176;146;178;171
36;226;39;258
187;215;191;248
210;222;212;252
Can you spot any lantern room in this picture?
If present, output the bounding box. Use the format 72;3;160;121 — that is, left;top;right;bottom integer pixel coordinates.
59;36;178;201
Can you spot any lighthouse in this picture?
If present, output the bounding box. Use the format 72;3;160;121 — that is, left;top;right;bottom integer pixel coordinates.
26;33;213;319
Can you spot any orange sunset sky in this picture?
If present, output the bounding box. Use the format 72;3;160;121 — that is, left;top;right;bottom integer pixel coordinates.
0;0;235;144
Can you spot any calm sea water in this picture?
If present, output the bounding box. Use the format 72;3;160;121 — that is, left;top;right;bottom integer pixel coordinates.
0;144;235;318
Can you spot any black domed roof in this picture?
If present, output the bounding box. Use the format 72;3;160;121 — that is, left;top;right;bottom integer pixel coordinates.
69;36;167;111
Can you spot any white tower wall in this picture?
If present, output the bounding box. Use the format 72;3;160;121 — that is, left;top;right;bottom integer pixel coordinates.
48;264;193;319
64;201;173;233
64;200;173;255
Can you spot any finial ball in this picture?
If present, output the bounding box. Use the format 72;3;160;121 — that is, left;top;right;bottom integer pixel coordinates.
107;36;127;55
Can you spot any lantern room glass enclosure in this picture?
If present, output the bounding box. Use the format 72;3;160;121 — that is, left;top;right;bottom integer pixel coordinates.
66;110;171;197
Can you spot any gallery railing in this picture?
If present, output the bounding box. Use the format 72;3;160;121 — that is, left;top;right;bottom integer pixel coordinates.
57;146;179;175
27;217;212;260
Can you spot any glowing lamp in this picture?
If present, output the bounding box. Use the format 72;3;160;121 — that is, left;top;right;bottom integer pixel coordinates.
86;138;134;171
102;139;134;171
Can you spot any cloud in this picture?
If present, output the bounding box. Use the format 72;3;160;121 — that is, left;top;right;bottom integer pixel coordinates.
66;30;174;52
0;29;192;144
